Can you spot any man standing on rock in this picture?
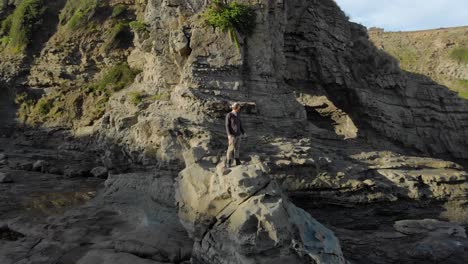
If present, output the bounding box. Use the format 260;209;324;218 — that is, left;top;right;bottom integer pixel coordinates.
226;103;245;168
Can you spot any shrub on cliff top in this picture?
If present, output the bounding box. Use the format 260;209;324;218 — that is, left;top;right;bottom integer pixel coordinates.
203;0;256;49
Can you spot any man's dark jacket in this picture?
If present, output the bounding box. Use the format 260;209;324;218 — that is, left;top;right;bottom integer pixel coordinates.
225;112;245;137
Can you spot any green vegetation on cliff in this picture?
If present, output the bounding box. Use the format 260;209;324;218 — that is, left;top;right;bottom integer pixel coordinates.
128;91;144;105
1;0;146;127
369;27;468;100
129;20;149;40
111;4;127;18
59;0;98;30
203;0;256;49
150;93;170;101
129;20;146;32
128;91;170;106
0;15;12;36
89;63;141;94
17;62;141;126
0;0;45;53
102;21;132;52
450;47;468;64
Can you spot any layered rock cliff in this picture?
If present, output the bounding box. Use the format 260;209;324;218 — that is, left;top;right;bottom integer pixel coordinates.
0;0;467;264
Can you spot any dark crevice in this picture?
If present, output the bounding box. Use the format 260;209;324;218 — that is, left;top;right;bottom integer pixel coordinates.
0;226;25;241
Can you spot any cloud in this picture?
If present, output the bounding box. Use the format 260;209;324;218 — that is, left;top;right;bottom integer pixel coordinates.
334;0;468;31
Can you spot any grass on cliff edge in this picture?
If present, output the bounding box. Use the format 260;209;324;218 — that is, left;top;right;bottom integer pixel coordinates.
454;79;468;99
450;47;468;64
203;0;256;50
59;0;99;30
0;0;45;53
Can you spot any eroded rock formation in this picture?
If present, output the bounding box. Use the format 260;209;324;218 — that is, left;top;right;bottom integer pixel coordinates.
177;155;345;263
0;0;467;264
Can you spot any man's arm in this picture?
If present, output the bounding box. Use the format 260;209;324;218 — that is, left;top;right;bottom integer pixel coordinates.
226;113;234;136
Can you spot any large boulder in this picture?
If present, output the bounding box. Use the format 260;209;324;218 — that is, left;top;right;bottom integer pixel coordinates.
176;155;345;264
394;219;466;238
394;219;467;262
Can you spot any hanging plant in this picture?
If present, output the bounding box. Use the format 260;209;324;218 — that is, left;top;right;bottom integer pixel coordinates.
203;0;256;50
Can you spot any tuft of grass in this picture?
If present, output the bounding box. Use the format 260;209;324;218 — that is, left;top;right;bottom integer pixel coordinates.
129;20;146;31
0;14;12;36
15;92;36;121
454;80;468;100
111;4;127;18
3;0;45;53
458;90;468;99
150;93;170;101
450;47;468;64
128;91;145;105
34;97;52;116
0;36;9;46
88;63;141;93
203;0;256;50
129;91;171;106
129;20;149;40
17;93;53;123
94;96;109;115
389;48;418;69
59;0;98;30
15;92;30;105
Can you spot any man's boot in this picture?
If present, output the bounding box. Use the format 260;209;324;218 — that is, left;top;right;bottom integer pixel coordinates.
235;158;241;166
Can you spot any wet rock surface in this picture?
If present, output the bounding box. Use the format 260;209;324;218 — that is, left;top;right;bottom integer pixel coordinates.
296;200;468;264
0;131;192;264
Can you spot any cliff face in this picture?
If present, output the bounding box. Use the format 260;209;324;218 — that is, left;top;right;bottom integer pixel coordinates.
97;0;468;262
100;0;468;165
283;0;468;161
0;1;467;264
369;27;468;98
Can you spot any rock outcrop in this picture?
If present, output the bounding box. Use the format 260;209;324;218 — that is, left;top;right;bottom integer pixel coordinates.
177;155;345;263
0;0;467;264
283;0;468;161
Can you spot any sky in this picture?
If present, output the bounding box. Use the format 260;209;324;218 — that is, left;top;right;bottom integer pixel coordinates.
334;0;468;31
